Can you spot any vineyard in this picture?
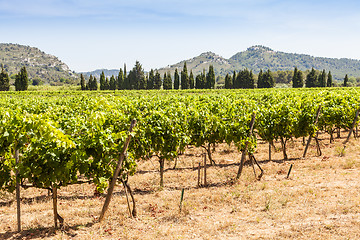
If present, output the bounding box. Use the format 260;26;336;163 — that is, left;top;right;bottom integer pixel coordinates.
1;88;360;239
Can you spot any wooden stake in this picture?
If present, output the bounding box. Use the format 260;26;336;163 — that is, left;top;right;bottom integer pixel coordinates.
197;162;201;187
203;153;207;187
15;148;21;232
53;186;58;229
286;164;293;179
179;188;185;213
268;142;271;161
123;180;132;218
99;119;137;222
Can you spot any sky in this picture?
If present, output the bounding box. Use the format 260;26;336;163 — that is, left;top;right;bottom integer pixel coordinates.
1;0;360;72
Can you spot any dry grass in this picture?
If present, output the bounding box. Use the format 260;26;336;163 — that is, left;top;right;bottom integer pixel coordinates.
1;133;360;239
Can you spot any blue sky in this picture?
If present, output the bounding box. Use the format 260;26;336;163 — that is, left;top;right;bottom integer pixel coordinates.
1;0;360;72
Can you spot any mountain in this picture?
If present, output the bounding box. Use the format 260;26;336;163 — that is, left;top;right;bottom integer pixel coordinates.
157;45;360;80
81;69;120;79
0;43;77;85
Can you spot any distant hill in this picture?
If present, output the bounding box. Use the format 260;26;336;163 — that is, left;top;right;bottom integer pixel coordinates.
80;69;120;79
0;43;77;85
157;45;360;80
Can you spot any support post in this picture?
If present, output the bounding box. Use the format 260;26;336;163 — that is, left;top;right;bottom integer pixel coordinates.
15;148;21;232
303;106;322;158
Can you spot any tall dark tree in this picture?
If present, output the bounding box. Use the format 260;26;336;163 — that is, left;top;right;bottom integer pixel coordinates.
292;67;304;88
129;61;146;89
224;73;232;89
154;71;162;90
147;69;155;90
123;64;130;89
163;72;172;90
117;68;124;90
109;75;116;90
343;74;349;87
257;69;264;88
195;70;206;89
318;69;327;87
232;71;236;89
306;68;318;88
248;70;255;89
174;68;180;90
87;75;97;90
80;73;86;90
189;70;195;89
181;62;189;89
0;65;10;91
327;71;333;87
15;66;28;91
105;77;110;90
206;65;215;89
258;69;274;88
99;71;106;90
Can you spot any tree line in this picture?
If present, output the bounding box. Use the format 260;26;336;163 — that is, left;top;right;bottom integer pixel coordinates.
0;62;352;92
81;61;216;91
0;65;28;91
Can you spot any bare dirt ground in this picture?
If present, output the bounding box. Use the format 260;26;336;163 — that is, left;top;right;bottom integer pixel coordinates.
1;133;360;239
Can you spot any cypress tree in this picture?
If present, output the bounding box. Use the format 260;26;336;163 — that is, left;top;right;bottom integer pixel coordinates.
248;70;255;89
296;69;304;88
224;73;232;89
257;69;264;88
292;67;299;88
100;71;106;90
206;65;215;89
117;68;124;90
154;71;162;89
318;70;327;87
235;70;244;88
327;71;333;87
343;74;349;87
147;69;155;90
189;70;194;89
92;76;98;90
232;71;236;89
109;75;116;90
0;65;10;91
163;72;172;90
174;68;180;90
258;69;274;88
105;77;110;90
15;66;28;91
80;73;86;90
181;62;189;89
306;68;317;88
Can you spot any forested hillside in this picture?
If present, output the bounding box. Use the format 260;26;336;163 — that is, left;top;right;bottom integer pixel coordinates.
0;43;77;85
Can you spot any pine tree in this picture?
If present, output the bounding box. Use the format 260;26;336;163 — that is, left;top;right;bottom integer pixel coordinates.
206;65;215;89
15;66;28;91
181;62;189;89
306;68;318;88
117;68;124;90
174;68;180;90
0;65;10;91
154;71;162;89
130;61;146;90
147;69;155;90
80;73;86;90
343;74;349;87
163;72;172;90
100;71;106;90
109;75;116;90
318;70;327;87
235;70;244;88
224;73;232;89
189;70;194;89
327;71;333;87
232;71;236;89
